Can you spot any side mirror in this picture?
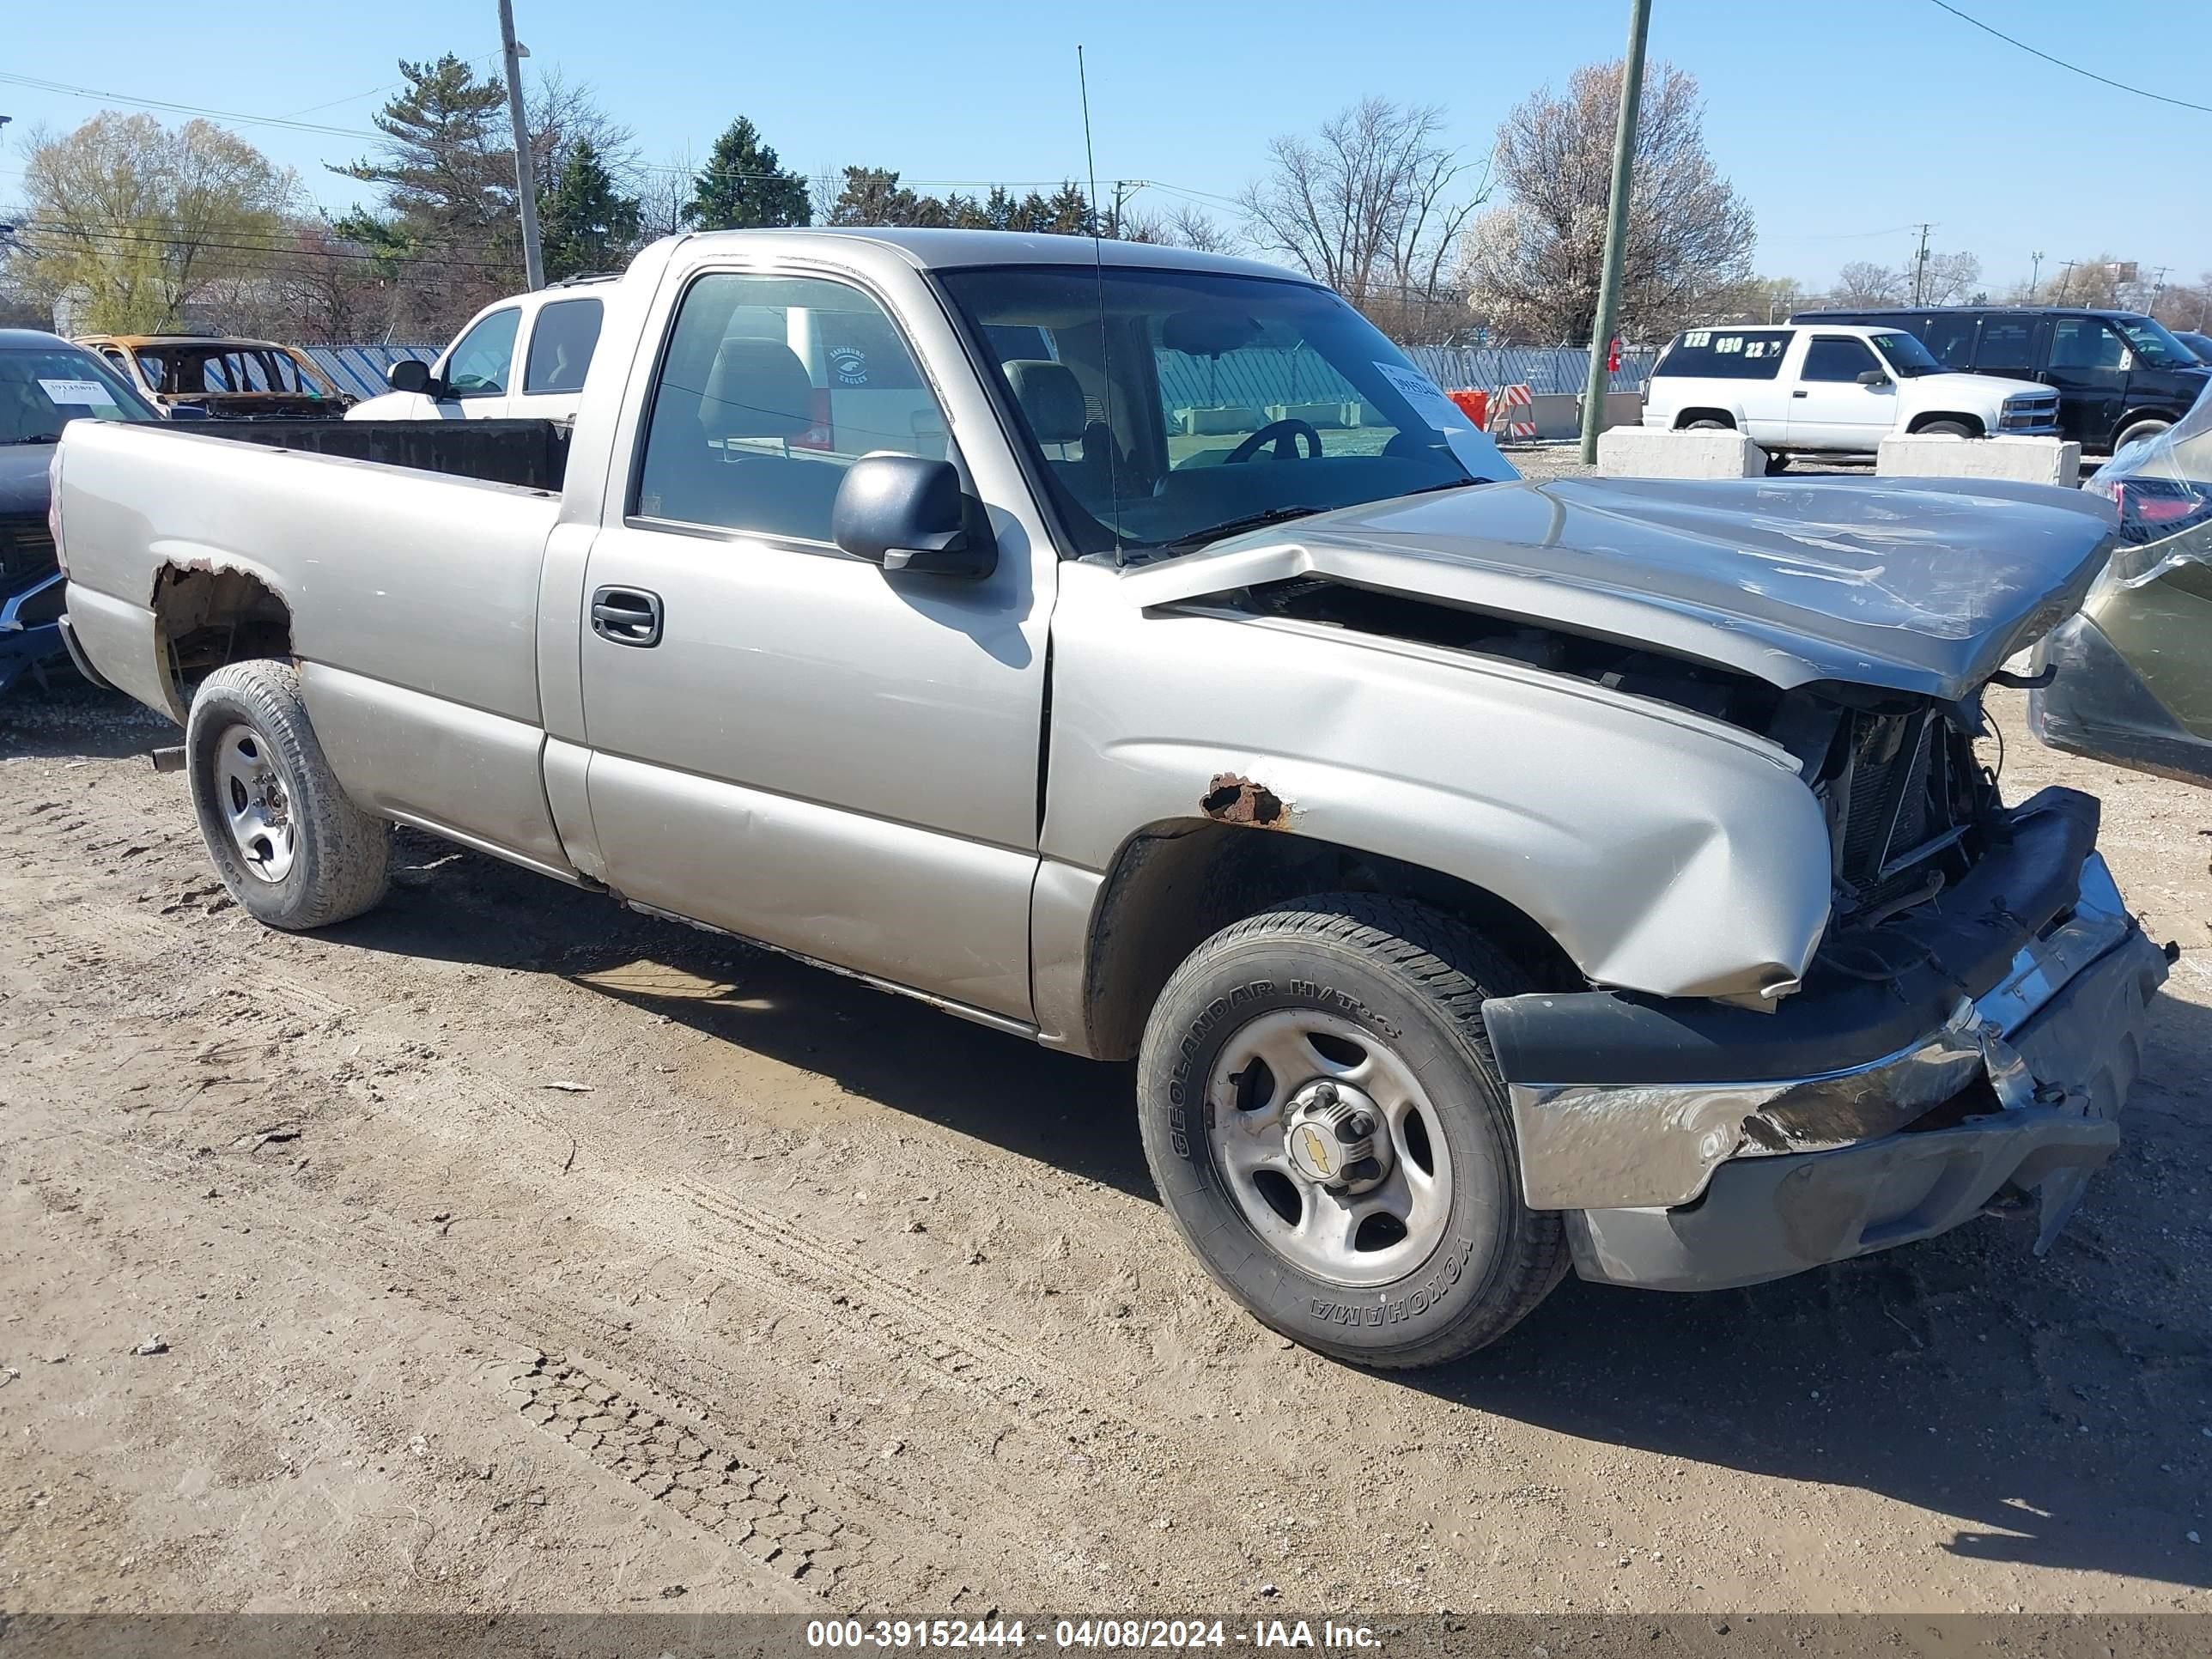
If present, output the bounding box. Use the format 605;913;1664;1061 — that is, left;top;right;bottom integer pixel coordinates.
165;403;211;422
387;358;438;396
831;454;994;580
1856;368;1892;388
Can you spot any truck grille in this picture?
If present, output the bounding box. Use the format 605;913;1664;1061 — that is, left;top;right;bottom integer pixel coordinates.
0;517;58;589
1998;394;2060;433
1829;709;1981;921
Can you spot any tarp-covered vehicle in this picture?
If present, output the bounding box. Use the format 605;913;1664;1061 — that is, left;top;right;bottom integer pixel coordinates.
2032;389;2212;786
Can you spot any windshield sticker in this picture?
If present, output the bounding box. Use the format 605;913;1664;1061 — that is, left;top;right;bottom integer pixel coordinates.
1373;362;1471;431
1684;330;1711;346
38;378;117;406
1715;335;1743;354
828;345;869;386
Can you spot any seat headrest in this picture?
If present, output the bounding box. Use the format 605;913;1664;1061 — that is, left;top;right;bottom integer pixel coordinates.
702;337;816;440
1001;359;1086;446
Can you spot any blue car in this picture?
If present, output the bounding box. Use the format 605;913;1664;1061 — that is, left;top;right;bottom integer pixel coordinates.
1;331;167;694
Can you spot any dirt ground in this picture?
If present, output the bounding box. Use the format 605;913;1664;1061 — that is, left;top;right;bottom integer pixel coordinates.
1;676;2207;1620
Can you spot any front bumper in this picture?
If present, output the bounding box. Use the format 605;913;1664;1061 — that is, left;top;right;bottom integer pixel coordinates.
1483;787;2169;1291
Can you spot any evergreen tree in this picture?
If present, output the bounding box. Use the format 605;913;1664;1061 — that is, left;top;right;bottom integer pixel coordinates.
685;116;810;231
333;55;520;329
1043;182;1096;235
538;138;642;281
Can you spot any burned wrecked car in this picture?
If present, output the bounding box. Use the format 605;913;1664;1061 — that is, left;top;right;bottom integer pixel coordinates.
52;229;2170;1365
2033;392;2212;787
76;335;352;421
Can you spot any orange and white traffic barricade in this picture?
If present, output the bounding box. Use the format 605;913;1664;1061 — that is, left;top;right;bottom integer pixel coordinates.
1489;382;1535;442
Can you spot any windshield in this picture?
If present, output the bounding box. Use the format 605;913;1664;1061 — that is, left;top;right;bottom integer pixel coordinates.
1870;331;1947;377
2112;315;2197;368
938;264;1515;558
0;346;161;443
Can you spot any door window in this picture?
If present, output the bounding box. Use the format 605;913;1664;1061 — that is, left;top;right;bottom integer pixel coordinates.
2048;318;2127;371
634;272;949;544
1922;315;1977;368
445;307;522;397
1801;337;1881;382
523;298;604;394
1974;319;2038;375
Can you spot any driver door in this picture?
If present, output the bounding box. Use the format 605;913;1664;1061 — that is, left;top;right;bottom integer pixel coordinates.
1787;334;1895;448
576;264;1054;1021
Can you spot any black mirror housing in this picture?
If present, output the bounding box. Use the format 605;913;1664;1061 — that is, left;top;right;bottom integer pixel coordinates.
832;453;994;579
387;358;436;395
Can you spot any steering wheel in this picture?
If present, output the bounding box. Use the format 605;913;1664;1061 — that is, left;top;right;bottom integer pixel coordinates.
1224;417;1323;464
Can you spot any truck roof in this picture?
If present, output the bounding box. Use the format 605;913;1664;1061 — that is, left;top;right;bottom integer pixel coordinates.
664;226;1303;283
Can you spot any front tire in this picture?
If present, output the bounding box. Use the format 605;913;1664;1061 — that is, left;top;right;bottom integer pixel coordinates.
1917;418;1975;438
185;659;391;930
1136;895;1565;1368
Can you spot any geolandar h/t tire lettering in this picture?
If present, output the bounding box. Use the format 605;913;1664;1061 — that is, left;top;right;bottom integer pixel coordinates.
1136;894;1565;1367
185;659;392;930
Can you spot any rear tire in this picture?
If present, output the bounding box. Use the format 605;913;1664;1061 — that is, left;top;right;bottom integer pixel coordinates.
1683;417;1731;431
185;659;391;930
1136;894;1565;1368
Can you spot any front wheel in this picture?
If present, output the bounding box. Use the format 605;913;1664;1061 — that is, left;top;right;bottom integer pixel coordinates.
185;659;391;930
1917;418;1975;438
1136;895;1565;1367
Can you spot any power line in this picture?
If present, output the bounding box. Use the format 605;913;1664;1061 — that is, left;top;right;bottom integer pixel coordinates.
1923;1;2212;113
0;70;381;141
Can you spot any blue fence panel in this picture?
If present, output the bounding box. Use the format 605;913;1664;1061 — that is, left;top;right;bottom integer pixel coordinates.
304;344;442;401
1406;345;1660;396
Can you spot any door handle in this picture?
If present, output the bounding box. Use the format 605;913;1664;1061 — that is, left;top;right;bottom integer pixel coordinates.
1791;389;1808;398
590;585;663;647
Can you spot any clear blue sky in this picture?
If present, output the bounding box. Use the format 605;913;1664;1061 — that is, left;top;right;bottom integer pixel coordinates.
3;0;2204;295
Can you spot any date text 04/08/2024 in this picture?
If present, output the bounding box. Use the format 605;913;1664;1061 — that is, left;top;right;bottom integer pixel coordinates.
805;1620;1382;1650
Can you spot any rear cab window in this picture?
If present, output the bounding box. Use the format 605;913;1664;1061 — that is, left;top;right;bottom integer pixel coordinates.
523;298;605;394
1652;329;1792;380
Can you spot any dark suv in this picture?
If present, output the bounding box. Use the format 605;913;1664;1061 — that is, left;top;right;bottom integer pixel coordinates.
1792;306;2208;454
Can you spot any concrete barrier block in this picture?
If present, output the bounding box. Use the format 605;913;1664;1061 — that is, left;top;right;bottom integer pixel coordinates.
1528;392;1580;439
1574;392;1648;434
1875;434;2081;488
1174;405;1266;437
1597;428;1765;478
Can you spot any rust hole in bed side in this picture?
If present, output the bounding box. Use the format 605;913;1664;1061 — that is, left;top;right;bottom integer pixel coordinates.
1202;773;1289;829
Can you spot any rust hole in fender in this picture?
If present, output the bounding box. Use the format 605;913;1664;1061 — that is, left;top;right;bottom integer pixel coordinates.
1202;773;1288;829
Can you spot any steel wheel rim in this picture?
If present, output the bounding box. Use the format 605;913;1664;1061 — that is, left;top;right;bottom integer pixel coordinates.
1206;1007;1454;1288
212;722;296;884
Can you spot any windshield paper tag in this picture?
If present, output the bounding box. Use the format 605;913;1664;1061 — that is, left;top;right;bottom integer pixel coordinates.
39;378;115;406
1373;362;1472;432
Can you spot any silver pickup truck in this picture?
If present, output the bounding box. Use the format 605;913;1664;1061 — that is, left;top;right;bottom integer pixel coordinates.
54;229;2168;1367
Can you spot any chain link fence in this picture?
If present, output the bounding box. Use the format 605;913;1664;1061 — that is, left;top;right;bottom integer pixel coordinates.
1406;344;1662;396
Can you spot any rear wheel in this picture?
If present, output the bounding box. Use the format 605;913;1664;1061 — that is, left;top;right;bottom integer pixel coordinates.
1136;894;1565;1368
185;659;391;930
1683;417;1731;431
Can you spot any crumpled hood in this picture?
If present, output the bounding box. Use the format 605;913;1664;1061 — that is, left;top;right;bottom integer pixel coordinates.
1117;476;2120;700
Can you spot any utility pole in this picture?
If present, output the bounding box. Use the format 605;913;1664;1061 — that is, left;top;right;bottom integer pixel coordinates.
2148;265;2170;315
1909;222;1933;306
2055;259;2076;304
1108;179;1148;240
1578;0;1652;466
498;0;545;290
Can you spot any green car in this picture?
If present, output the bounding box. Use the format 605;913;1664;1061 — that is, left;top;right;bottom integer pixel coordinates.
2032;397;2212;786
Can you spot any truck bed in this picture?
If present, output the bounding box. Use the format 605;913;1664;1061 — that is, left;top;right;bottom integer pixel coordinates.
200;418;571;493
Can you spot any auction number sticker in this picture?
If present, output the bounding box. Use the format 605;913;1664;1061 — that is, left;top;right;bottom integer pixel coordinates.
1370;361;1467;432
38;378;117;407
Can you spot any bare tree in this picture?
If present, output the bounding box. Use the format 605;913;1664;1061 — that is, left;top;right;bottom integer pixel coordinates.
1829;260;1908;307
1460;61;1752;343
1239;97;1485;336
1919;250;1982;307
1122;203;1238;253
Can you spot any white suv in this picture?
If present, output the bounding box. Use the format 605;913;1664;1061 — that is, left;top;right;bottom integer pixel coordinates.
347;276;614;424
1641;323;2060;466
